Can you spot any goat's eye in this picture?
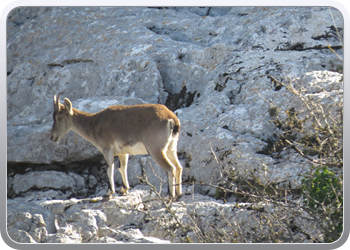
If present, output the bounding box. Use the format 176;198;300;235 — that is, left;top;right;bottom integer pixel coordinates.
57;117;62;122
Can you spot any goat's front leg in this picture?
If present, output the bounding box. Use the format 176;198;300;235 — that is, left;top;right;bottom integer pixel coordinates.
103;149;115;198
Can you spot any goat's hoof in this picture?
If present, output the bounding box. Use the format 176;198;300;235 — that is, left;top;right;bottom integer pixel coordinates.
118;190;128;196
175;194;182;201
102;190;115;200
118;187;129;196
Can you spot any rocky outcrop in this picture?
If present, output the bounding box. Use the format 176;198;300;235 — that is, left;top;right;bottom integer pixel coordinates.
7;185;322;243
7;6;343;243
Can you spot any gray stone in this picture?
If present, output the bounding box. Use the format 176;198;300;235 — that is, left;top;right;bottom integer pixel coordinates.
7;185;324;243
6;7;343;243
12;171;76;194
7;7;343;193
8;228;37;243
7;199;56;243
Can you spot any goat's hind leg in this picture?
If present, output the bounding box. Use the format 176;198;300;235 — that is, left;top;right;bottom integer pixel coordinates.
148;149;177;198
118;154;130;195
166;139;183;196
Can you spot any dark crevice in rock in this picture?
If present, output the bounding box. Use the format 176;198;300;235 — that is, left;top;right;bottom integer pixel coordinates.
62;59;94;65
276;42;342;51
165;86;197;111
147;26;170;36
252;45;265;50
178;152;192;168
312;26;343;41
47;63;64;68
146;25;190;44
261;75;284;91
147;7;170;10
214;73;231;92
177;53;186;61
186;132;193;137
256;137;279;157
7;155;104;177
8;7;50;26
205;7;212;16
214;82;226;92
222;125;233;132
47;59;94;68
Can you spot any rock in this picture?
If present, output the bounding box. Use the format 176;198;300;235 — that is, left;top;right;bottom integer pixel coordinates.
90;236;122;243
7;6;343;166
115;228;171;243
6;6;343;243
68;172;86;191
88;175;97;189
44;224;81;243
62;209;103;242
7;185;324;243
7;228;37;243
7;199;56;243
7;200;56;234
12;171;76;195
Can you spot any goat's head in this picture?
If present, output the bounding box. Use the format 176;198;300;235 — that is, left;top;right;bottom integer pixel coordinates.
50;93;74;142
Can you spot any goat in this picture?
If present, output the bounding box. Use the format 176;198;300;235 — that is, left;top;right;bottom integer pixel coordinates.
50;94;183;198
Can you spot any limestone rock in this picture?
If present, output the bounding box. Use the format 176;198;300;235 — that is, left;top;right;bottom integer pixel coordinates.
6;7;343;243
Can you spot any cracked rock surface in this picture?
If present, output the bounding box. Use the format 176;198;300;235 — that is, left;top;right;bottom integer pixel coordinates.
7;7;343;243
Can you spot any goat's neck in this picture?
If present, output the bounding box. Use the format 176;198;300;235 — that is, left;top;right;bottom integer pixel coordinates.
71;108;96;140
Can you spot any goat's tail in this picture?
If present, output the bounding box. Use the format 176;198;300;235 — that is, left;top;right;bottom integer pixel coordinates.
170;118;180;136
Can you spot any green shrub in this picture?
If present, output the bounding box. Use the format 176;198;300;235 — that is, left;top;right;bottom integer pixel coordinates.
302;166;343;242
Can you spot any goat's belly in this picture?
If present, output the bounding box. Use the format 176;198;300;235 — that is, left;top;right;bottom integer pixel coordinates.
115;142;148;155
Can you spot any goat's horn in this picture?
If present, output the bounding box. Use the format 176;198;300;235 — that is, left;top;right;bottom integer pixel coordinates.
53;92;61;111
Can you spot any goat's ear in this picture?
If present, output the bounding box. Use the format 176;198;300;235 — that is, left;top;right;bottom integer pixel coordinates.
64;98;73;116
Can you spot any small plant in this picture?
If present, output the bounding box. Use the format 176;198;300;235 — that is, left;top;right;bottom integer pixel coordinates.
302;166;343;242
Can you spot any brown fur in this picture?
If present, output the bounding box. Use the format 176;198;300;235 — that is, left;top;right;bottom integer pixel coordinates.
72;104;180;149
50;95;183;198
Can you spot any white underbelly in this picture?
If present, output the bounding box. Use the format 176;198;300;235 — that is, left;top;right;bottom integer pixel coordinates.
114;142;148;155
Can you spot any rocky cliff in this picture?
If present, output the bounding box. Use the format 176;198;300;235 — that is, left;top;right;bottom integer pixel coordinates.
7;7;343;243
